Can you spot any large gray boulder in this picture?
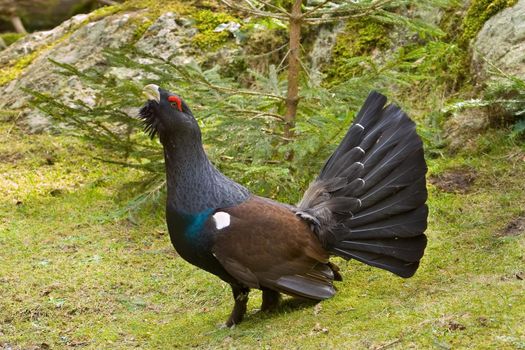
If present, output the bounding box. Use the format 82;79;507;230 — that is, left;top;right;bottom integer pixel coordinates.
0;11;144;132
0;11;198;133
472;0;525;82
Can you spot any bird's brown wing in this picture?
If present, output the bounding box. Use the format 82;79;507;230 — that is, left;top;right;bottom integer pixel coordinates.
212;196;336;300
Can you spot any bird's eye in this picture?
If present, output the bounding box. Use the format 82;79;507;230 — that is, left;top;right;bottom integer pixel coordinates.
168;95;182;112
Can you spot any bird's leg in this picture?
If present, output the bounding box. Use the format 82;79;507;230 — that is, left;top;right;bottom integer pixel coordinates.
260;288;280;312
328;261;343;281
225;285;250;327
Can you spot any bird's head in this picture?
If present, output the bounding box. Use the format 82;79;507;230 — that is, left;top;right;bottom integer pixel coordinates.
139;84;199;142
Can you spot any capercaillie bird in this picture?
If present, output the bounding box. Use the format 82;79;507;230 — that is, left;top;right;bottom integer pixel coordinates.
140;84;428;327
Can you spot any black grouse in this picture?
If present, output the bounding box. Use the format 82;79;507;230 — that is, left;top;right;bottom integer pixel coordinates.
140;84;428;327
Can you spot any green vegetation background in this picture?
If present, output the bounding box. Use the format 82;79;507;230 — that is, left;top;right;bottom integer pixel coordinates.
0;0;524;349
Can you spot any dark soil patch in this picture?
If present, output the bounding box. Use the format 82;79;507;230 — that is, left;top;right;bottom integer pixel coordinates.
447;320;466;331
497;216;525;237
0;151;24;163
429;167;477;193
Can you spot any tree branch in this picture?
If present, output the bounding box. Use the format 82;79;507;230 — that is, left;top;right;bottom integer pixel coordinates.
283;0;303;151
97;0;119;5
302;0;331;18
244;43;288;59
226;108;285;121
246;0;290;16
276;48;291;72
303;0;395;22
211;84;286;101
10;16;26;34
219;0;288;20
154;56;287;101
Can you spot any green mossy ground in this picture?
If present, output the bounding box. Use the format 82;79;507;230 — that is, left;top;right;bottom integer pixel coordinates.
1;115;524;349
1;1;524;348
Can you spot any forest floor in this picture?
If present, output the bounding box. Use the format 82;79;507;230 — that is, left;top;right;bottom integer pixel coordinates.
0;119;524;349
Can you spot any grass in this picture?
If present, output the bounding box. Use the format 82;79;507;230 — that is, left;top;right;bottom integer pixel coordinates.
0;119;524;349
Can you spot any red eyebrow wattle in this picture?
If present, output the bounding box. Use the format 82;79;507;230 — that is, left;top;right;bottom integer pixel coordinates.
168;96;182;111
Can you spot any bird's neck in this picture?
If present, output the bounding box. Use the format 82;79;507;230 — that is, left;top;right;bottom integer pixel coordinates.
162;135;249;214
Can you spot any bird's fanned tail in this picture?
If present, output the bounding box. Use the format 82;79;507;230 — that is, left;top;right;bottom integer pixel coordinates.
298;91;428;278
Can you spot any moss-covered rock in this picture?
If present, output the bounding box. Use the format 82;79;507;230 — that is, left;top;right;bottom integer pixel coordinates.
444;107;491;152
240;24;287;79
471;0;525;82
135;12;196;63
0;0;243;132
460;0;518;44
0;13;92;88
0;10;148;132
323;19;390;86
191;10;239;50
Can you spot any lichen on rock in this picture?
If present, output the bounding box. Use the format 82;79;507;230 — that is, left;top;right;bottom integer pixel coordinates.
461;0;518;44
444;107;491;152
471;0;525;82
135;12;196;64
0;11;148;132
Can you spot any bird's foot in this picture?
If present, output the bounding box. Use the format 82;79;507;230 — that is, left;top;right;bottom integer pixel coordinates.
225;313;242;328
218;322;235;329
260;289;280;313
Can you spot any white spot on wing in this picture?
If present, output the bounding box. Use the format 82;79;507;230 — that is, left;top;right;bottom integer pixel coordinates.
213;212;230;230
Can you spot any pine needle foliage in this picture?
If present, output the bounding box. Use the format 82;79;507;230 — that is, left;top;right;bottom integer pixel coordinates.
28;36;459;209
27;46;403;208
445;68;525;139
484;77;525;138
26;1;457;211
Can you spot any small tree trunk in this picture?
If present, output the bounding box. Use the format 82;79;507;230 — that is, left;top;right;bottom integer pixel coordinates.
11;16;27;34
284;0;302;159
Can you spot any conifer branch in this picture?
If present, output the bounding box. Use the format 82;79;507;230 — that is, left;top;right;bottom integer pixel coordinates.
156;56;287;101
246;0;290;16
302;0;331;18
244;43;288;59
226;108;285;121
219;0;288;19
302;0;395;23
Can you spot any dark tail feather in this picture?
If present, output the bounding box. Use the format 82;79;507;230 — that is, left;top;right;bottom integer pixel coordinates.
337;235;427;262
319;92;387;180
331;246;422;278
298;91;428;278
342;206;428;240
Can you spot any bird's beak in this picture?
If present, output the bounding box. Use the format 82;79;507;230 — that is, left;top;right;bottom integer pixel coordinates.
143;84;160;103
